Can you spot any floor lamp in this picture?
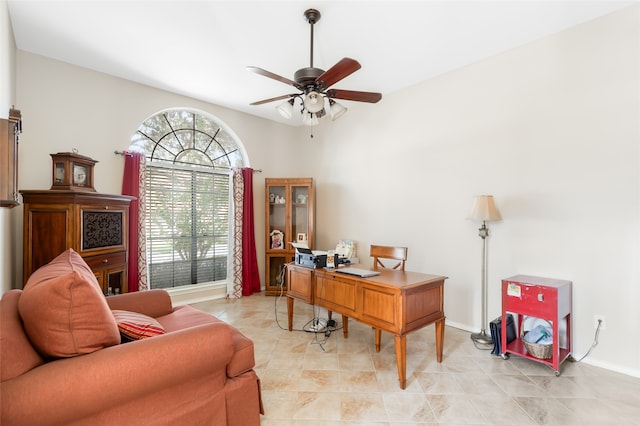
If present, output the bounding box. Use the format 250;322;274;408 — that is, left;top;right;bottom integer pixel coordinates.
468;195;502;346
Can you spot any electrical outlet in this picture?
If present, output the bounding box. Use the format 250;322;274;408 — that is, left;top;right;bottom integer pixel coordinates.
594;315;606;331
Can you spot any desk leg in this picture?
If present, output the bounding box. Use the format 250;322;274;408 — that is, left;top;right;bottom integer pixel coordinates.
342;315;349;338
286;297;294;332
375;328;382;352
394;334;407;389
435;318;445;363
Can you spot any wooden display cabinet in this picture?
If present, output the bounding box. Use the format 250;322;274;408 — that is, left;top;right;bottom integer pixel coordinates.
264;178;314;295
21;190;135;295
0;108;22;208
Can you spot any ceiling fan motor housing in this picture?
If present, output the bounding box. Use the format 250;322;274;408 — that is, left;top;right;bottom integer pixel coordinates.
294;67;325;91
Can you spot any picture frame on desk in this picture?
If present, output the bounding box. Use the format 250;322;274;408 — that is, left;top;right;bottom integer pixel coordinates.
326;250;336;268
297;233;307;244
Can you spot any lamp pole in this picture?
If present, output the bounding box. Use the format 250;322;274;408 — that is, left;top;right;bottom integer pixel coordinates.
468;194;501;347
471;221;492;345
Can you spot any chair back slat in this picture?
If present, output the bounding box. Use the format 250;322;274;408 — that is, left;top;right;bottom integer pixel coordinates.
369;245;408;271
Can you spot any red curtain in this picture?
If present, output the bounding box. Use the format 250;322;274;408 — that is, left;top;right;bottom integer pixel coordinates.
241;168;261;295
121;151;143;292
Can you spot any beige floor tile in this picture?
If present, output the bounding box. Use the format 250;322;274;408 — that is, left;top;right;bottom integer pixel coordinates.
260;390;297;420
339;353;375;371
382;392;437;422
414;371;466;395
296;370;340;392
427;394;486;424
559;397;637;425
190;295;640;425
293;391;342;421
513;396;582;425
304;353;340;371
470;394;536;425
341;392;388;422
490;374;549;397
339;370;380;392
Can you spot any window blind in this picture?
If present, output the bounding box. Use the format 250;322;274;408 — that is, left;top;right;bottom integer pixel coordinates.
146;165;230;288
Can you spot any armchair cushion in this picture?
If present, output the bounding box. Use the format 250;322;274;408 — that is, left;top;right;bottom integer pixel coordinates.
0;290;44;381
112;310;166;340
18;249;120;358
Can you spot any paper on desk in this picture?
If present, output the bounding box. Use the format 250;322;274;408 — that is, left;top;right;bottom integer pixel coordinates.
291;242;328;256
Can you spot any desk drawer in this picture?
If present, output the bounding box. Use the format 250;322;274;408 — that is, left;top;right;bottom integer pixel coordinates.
503;281;558;318
84;251;126;271
288;265;314;303
361;284;397;329
315;274;357;316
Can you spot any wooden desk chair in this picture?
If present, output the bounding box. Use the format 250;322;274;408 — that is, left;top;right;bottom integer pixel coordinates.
369;244;408;352
370;245;408;271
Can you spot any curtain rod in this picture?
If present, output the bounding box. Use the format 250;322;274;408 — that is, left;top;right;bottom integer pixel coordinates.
114;150;261;172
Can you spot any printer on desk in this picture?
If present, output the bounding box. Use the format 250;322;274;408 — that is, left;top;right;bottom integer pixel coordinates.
294;246;326;269
293;244;352;269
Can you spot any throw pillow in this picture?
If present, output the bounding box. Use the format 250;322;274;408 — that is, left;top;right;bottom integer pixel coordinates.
112;310;166;340
18;249;121;358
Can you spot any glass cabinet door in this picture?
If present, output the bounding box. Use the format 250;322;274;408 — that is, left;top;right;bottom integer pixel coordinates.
291;185;309;246
268;185;286;250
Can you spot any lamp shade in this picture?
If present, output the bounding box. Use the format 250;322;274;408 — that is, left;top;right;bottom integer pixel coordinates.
468;195;502;222
276;99;294;119
329;99;347;121
303;91;325;113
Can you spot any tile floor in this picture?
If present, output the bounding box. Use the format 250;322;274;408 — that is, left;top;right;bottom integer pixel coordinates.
192;294;640;425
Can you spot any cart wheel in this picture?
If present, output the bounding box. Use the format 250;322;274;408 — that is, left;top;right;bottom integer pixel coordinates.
500;353;509;360
554;371;560;377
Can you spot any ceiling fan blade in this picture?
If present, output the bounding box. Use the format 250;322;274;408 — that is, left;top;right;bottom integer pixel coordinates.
315;58;361;89
250;94;295;106
326;89;382;103
246;66;302;90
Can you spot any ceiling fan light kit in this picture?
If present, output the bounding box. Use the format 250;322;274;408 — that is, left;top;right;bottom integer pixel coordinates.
302;112;319;126
329;99;347;121
303;91;324;113
248;8;382;126
276;98;295;119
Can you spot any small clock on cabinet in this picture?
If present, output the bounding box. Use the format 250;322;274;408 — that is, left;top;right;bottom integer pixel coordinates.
50;152;98;191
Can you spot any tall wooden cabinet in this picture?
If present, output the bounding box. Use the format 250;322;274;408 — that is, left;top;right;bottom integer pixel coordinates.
264;178;314;296
21;190;135;295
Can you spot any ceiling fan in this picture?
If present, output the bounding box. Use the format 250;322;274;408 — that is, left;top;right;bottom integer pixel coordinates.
247;8;382;126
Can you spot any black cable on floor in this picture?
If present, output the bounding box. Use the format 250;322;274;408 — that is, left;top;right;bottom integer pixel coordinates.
272;263;343;350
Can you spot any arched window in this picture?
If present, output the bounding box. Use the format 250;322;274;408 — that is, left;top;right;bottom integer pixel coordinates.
129;108;247;292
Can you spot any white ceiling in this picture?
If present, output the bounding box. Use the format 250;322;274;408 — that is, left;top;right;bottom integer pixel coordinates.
7;1;634;125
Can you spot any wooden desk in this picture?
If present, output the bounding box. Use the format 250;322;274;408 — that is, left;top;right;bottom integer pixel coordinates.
286;264;447;389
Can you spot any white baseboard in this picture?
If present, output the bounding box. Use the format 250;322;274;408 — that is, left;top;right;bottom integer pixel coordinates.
166;282;227;306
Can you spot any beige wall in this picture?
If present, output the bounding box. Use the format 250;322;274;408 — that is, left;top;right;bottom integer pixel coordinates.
305;6;639;376
3;4;639;376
